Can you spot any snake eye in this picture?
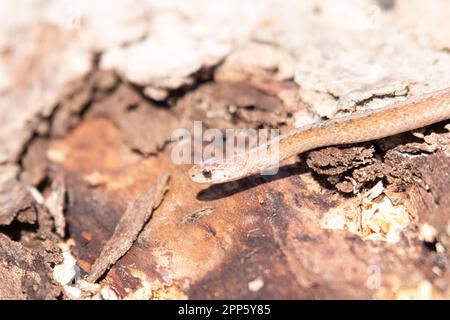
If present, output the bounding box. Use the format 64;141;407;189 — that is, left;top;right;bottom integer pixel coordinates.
202;169;212;179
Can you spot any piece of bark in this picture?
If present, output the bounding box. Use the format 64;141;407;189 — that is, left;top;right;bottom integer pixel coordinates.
20;137;50;186
305;126;449;193
174;82;292;131
87;174;170;283
306;145;378;193
307;145;376;176
87;83;181;155
1;0;449;300
50;71;120;138
44;174;66;237
0;167;37;225
181;207;215;225
0;234;61;299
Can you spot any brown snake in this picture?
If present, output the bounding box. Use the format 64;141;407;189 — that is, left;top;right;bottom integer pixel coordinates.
189;87;450;184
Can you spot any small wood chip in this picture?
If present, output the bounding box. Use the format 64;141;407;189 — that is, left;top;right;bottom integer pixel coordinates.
181;207;214;225
87;174;170;283
45;174;66;237
0;165;37;225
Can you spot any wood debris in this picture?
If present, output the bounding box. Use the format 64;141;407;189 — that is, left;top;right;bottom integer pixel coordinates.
0;165;37;225
0;234;60;299
181;207;214;225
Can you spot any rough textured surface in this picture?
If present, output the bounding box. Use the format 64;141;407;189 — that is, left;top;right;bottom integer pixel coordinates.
305;127;450;194
0;166;37;225
0;0;449;300
45;83;449;299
